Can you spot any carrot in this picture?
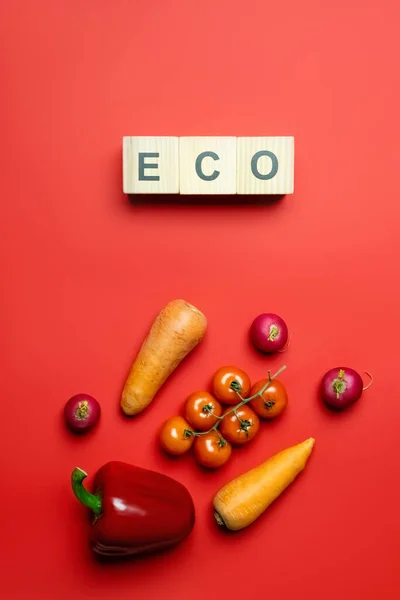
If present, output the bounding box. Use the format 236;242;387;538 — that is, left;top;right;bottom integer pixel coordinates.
213;437;315;531
121;299;207;416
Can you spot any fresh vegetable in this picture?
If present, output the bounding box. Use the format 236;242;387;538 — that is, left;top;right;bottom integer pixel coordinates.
250;313;288;353
211;366;251;405
121;299;207;416
71;461;195;557
160;365;287;467
193;433;232;469
64;393;100;433
213;437;315;531
250;376;288;418
184;391;222;431
159;416;194;455
220;405;260;445
320;367;372;409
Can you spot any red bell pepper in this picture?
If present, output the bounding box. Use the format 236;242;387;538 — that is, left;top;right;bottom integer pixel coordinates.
71;460;195;557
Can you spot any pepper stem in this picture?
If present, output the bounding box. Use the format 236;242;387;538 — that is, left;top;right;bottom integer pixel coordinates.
71;467;102;516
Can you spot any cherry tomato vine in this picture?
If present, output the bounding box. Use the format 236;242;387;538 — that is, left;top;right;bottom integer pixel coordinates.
183;364;287;442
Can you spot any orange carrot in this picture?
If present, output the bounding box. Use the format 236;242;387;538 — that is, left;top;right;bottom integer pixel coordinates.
121;299;207;416
213;437;315;531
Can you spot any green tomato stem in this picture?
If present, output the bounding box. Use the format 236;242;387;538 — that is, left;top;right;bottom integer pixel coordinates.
211;412;225;420
189;365;286;437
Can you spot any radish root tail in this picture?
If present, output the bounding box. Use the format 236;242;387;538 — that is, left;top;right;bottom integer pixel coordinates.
278;330;295;353
363;370;374;391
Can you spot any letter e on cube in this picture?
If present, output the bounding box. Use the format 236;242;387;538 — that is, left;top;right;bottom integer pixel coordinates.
123;137;179;194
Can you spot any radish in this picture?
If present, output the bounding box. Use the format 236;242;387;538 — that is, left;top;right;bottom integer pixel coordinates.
64;393;101;433
250;313;289;353
320;368;373;409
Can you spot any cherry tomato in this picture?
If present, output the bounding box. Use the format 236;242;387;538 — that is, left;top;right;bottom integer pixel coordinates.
211;366;251;405
220;405;260;445
183;391;223;431
249;378;288;419
193;433;232;469
159;416;194;455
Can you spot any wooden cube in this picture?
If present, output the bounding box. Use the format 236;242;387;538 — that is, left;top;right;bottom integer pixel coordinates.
236;137;294;195
179;137;237;195
123;136;179;194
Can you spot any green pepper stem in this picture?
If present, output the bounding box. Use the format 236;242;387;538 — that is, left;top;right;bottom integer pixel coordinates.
71;467;102;516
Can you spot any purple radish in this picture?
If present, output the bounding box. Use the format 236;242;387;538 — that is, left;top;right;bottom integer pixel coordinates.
64;393;101;433
250;313;289;353
320;367;371;409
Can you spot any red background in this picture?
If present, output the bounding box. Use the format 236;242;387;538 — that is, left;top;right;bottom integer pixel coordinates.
1;1;400;598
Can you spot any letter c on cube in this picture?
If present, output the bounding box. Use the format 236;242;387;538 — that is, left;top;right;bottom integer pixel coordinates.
195;151;220;181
